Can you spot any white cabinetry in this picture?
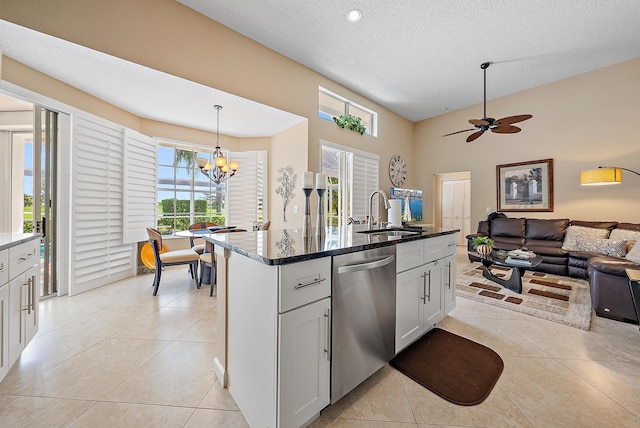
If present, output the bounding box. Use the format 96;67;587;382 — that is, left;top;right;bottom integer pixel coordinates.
8;240;40;367
395;233;457;353
0;238;40;382
0;248;9;380
227;255;330;428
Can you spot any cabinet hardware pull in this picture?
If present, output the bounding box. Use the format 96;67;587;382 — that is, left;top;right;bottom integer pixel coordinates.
19;252;35;261
295;276;326;289
446;262;451;289
28;276;32;315
324;308;331;361
420;272;426;303
31;275;36;312
0;264;6;273
426;271;431;302
337;255;395;274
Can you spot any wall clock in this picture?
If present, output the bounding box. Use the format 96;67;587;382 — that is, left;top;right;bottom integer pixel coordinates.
389;155;407;187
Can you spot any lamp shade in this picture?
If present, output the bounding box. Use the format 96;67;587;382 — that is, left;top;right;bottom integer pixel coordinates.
580;167;622;186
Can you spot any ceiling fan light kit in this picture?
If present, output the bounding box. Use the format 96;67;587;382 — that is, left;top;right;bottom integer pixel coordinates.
443;62;532;142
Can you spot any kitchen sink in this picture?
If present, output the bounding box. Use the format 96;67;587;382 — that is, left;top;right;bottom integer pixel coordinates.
357;228;422;237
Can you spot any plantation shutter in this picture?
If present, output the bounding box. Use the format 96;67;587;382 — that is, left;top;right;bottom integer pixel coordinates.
70;116;133;295
226;151;267;229
123;129;157;244
351;152;379;221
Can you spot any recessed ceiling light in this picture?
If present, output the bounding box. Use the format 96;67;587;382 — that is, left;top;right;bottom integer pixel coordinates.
347;9;362;22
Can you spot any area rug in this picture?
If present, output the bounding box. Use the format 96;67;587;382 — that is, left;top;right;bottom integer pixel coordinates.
390;328;503;406
457;263;592;330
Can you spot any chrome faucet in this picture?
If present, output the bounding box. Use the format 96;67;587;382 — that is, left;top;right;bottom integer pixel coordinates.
367;190;391;230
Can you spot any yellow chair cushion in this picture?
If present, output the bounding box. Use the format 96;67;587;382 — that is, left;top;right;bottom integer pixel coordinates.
159;249;200;263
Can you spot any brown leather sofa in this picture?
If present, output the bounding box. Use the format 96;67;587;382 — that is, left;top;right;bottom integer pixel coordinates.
467;217;640;323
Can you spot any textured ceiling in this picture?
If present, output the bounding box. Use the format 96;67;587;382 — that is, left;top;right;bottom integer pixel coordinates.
179;0;640;122
0;20;305;137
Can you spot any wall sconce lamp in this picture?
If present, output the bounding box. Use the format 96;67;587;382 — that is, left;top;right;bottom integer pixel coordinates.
580;166;640;186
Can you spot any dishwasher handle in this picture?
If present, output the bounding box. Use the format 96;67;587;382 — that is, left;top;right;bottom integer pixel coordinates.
337;255;395;274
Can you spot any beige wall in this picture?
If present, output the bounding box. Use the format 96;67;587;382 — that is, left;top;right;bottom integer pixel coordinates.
2;1;638;230
415;57;640;227
0;0;415;183
270;121;309;230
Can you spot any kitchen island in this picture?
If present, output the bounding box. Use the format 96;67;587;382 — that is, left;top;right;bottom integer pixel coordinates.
204;225;458;427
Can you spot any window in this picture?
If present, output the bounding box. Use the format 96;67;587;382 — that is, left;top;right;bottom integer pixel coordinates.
157;142;227;234
321;142;379;227
319;87;377;136
157;142;267;234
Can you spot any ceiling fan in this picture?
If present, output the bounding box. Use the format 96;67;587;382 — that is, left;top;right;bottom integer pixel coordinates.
443;62;532;143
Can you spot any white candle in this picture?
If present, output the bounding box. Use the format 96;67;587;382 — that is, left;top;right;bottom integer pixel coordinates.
303;171;314;189
316;173;327;189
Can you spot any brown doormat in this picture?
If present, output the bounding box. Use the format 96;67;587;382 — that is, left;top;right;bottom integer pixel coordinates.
390;328;503;406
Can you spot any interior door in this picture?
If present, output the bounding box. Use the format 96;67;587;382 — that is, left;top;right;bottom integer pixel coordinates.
441;179;470;246
33;106;58;297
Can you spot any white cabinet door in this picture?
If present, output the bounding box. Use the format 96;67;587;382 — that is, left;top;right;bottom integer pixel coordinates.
0;283;9;381
395;267;424;353
278;297;330;428
443;254;457;314
8;275;25;366
23;265;39;345
422;260;443;328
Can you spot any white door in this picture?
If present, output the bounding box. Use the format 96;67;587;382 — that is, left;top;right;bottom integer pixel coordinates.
278;297;330;427
441;179;470;245
422;260;443;328
443;254;457;314
396;266;425;353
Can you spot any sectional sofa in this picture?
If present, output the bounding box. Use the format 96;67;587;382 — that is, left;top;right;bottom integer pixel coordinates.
467;216;640;323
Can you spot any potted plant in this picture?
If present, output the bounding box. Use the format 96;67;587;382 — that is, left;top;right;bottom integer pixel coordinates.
333;114;367;135
472;236;494;256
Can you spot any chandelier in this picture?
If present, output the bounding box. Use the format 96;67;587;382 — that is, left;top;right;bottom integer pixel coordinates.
196;105;239;185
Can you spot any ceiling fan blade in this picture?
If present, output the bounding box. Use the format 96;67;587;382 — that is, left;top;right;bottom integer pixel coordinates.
469;119;489;126
492;125;521;134
442;128;475;137
495;114;532;126
466;130;485;142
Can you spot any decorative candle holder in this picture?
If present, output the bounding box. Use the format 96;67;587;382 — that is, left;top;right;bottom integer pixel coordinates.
316;188;326;238
302;188;313;237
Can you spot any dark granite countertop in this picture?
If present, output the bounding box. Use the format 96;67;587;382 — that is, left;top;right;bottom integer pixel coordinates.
0;233;42;252
203;225;458;265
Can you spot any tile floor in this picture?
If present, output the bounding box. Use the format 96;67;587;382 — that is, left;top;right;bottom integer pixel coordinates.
1;249;639;427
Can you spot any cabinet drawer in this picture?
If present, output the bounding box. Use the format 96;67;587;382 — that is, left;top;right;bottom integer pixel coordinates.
9;239;39;280
396;240;424;273
424;236;444;264
443;233;457;256
279;257;331;313
0;249;8;284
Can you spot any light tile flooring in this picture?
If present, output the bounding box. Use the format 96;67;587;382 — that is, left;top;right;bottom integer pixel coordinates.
1;249;640;427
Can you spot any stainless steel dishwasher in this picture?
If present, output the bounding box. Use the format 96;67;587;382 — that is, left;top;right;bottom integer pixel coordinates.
331;246;396;404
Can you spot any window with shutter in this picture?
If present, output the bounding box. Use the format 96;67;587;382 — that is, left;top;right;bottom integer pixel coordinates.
123;129;157;244
227;151;267;229
71;116;133;295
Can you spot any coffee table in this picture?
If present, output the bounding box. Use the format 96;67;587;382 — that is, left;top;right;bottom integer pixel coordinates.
469;250;543;294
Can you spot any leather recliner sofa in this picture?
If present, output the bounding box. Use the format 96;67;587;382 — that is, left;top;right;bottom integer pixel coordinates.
467;217;640;323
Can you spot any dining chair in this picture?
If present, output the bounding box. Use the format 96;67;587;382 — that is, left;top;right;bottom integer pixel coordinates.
188;222;219;254
199;228;247;296
146;227;200;296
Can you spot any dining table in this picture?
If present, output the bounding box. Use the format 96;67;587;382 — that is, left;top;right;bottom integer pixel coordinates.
174;226;240;285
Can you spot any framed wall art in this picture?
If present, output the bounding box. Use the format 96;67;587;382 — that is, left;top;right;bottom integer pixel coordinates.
496;158;554;212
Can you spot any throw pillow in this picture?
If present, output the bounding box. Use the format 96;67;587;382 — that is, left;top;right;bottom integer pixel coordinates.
575;236;627;258
627;242;640;264
561;225;610;251
610;228;640;253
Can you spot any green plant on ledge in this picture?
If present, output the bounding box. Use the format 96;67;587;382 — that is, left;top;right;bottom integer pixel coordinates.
333;114;367;135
